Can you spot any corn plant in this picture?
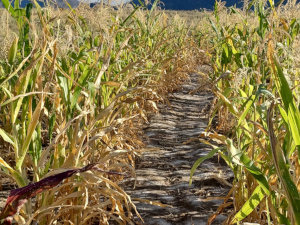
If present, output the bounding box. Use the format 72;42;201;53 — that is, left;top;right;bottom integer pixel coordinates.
1;0;33;57
0;0;194;224
190;0;300;224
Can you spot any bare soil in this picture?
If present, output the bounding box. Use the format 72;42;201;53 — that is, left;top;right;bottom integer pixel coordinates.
124;67;234;225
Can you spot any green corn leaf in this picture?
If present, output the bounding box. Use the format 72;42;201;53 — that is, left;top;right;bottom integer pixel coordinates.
236;84;272;130
0;157;26;187
11;69;32;124
255;85;275;99
247;0;256;12
189;147;224;186
8;37;19;65
25;2;32;20
207;17;220;39
149;0;159;18
272;56;300;146
137;0;144;7
278;104;292;158
70;67;91;111
49;113;56;143
23;3;33;57
16;99;44;171
237;94;256;128
14;0;19;10
231;186;266;223
227;139;270;195
214;1;220;24
222;43;229;58
0;128;17;151
270;58;300;217
58;73;70;105
271;191;291;225
268;103;300;224
218;150;234;170
1;0;16;16
88;82;96;105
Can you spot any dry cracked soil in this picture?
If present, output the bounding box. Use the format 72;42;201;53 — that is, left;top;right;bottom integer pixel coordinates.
124;68;234;225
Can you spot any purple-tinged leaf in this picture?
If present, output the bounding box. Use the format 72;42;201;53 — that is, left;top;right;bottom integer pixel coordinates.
0;164;125;224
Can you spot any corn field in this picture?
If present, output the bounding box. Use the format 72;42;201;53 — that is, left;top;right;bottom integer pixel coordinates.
0;0;195;224
1;0;300;224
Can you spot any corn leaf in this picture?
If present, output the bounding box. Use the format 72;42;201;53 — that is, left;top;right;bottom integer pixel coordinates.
267;103;300;224
237;94;256;128
1;0;16;17
0;157;26;188
215;91;238;115
272;56;300;146
8;37;18;65
16;99;44;171
189;147;223;186
70;67;91;111
0;128;16;150
227;139;270;195
231;186;265;223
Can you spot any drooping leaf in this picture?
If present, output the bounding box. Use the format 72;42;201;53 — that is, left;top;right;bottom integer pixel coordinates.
0;164;125;224
189;147;223;186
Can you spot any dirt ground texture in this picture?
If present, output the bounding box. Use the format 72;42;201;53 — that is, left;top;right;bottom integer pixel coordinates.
124;66;234;225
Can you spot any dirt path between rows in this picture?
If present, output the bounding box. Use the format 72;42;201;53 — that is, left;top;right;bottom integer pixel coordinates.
126;67;233;225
